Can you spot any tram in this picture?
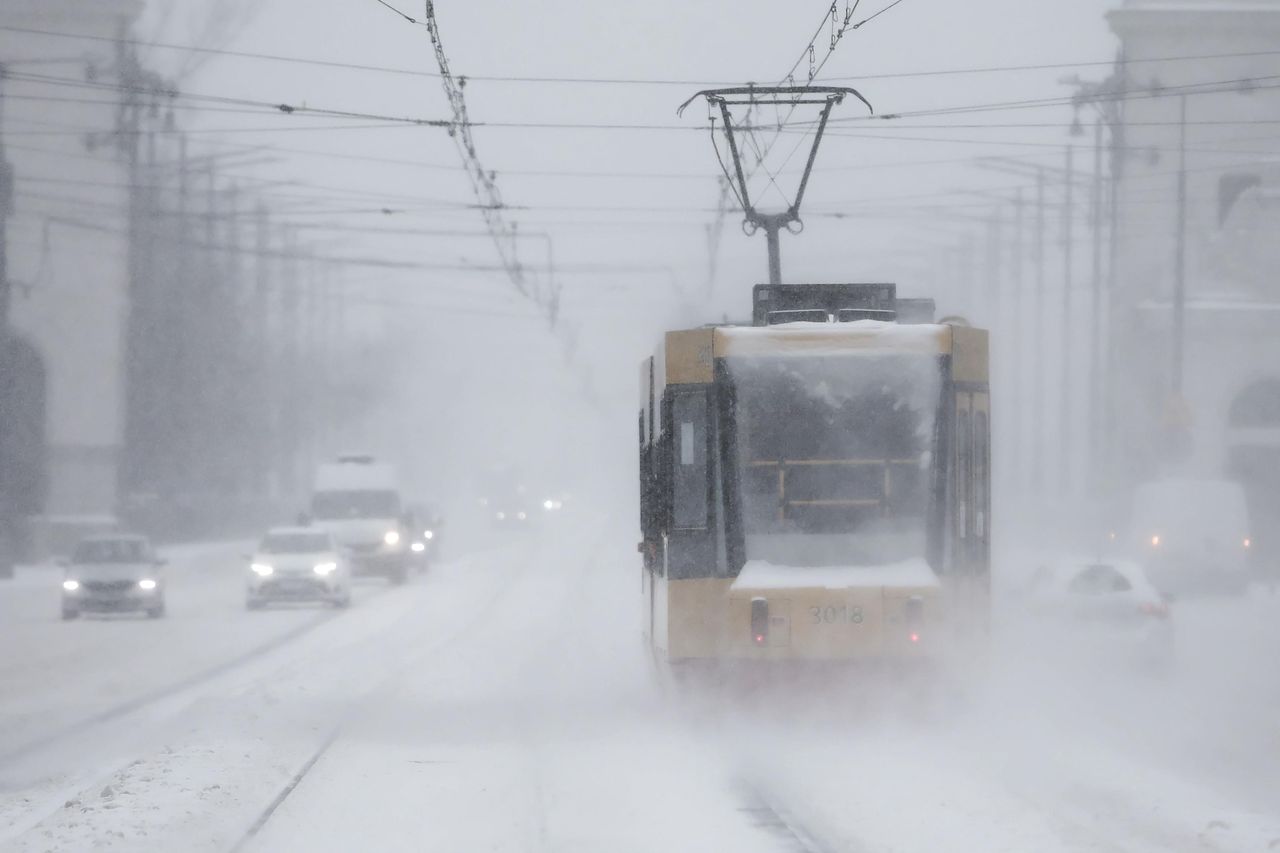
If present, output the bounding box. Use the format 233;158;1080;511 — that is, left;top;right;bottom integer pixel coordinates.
638;283;990;668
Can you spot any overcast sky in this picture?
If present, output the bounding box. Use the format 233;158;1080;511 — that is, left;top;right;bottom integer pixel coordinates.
130;0;1120;479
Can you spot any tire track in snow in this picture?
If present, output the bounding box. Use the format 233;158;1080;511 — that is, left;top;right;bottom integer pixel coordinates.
227;537;563;852
0;610;337;768
737;781;859;853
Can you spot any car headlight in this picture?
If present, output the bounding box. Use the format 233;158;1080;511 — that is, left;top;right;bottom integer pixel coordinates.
251;563;274;576
423;530;434;540
62;579;80;592
410;542;425;553
496;511;506;521
313;562;337;576
517;511;527;521
383;530;401;546
138;579;158;591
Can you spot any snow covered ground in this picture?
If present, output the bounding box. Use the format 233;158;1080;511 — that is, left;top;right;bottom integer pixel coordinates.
1;518;1278;852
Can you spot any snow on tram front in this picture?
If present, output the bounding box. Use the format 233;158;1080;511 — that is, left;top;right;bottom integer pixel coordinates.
637;283;991;670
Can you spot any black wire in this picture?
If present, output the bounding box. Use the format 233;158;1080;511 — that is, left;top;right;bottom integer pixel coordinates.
852;0;908;30
370;0;419;24
3;22;1280;88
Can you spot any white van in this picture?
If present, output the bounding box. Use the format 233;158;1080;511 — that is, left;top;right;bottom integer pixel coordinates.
308;454;410;584
1129;478;1253;595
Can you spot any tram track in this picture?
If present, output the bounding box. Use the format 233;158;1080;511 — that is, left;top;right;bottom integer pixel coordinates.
0;611;336;769
0;576;416;847
224;537;569;852
737;780;860;853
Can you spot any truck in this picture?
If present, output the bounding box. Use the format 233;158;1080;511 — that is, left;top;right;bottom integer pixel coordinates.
307;454;410;584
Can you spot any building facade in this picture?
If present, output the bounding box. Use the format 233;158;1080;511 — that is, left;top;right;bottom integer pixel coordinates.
0;0;143;556
1107;0;1280;563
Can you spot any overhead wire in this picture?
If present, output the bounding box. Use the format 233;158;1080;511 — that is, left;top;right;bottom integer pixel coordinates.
2;22;1278;88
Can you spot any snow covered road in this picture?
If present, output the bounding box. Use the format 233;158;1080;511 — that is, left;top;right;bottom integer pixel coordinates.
2;521;1279;852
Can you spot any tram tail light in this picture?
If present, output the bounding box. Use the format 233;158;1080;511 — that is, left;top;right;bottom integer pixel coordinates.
750;598;769;646
905;596;924;644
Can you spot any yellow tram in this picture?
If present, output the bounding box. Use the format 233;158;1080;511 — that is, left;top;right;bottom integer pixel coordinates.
638;284;990;668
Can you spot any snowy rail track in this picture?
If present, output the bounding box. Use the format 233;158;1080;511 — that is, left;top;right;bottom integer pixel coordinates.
737;781;855;853
0;612;336;768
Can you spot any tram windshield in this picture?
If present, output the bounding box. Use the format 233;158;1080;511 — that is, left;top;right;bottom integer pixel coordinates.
727;354;942;568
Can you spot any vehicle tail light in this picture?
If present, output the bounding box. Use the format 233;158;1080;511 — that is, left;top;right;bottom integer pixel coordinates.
751;598;769;646
1140;601;1168;619
905;596;924;644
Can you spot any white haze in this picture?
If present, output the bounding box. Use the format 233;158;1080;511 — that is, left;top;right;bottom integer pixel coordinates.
0;0;1277;850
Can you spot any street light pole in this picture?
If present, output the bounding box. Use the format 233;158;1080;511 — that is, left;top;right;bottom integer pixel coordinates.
1173;93;1188;396
1061;145;1075;494
1034;167;1046;493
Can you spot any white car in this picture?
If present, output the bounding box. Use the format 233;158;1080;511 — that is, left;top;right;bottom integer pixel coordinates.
246;527;351;610
60;534;167;620
1023;559;1174;673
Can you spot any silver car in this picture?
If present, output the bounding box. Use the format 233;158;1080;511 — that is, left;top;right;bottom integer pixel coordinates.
60;535;167;620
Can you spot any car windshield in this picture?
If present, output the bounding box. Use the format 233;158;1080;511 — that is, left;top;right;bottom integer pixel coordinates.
73;539;148;564
310;490;400;520
259;533;331;554
727;354;942;567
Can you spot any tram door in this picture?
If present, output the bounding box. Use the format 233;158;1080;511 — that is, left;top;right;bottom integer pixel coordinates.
953;390;991;582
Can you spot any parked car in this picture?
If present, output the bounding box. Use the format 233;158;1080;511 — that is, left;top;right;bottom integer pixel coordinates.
247;527;351;609
1024;559;1174;673
60;535;167;620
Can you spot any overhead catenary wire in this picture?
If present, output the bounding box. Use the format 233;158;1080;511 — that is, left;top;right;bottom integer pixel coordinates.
2;22;1279;89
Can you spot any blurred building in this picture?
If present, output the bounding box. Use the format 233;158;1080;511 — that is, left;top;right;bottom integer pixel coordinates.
1107;0;1280;562
0;0;144;558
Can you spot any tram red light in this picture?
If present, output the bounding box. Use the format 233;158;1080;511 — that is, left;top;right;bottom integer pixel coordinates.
750;598;769;647
909;632;920;644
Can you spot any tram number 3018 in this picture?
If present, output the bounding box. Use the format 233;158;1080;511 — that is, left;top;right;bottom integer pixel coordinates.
810;605;864;625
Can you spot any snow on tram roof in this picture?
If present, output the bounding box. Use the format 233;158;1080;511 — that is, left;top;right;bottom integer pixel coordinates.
714;320;951;358
732;557;940;591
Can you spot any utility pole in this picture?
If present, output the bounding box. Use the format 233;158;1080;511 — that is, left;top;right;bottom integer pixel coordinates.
1173;93;1188;396
253;204;270;497
0;62;11;337
1061;146;1075;494
984;206;1002;323
1089;120;1105;487
0;62;14;578
1012;188;1025;493
1034;167;1046;493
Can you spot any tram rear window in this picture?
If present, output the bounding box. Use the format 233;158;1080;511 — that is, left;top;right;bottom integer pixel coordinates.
727;355;942;567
